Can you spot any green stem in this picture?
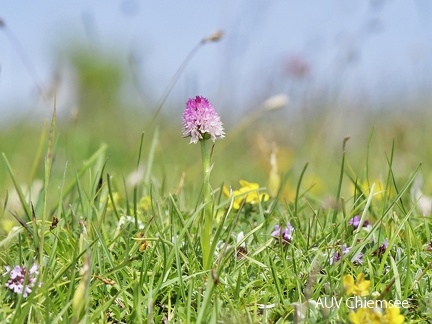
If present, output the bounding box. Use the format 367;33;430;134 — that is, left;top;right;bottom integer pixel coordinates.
200;139;212;269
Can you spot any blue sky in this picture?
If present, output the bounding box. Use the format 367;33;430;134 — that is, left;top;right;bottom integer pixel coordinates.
1;1;432;119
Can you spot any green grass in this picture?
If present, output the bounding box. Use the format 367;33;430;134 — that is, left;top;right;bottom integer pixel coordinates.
1;105;432;323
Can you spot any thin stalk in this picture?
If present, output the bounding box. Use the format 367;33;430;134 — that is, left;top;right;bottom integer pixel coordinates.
332;137;349;224
201;139;212;269
145;31;223;131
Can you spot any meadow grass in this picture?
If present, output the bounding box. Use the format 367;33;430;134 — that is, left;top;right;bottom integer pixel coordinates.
1;104;432;324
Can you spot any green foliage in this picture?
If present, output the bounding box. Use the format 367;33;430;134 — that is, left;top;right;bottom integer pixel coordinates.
69;46;125;112
2;102;432;322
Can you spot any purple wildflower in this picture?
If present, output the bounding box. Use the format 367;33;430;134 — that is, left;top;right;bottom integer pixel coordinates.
355;252;364;264
3;263;41;297
271;223;294;244
348;216;370;230
373;238;389;257
182;96;225;144
330;244;363;265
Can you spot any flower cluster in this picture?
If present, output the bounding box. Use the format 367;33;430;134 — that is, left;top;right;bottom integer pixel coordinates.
348;216;370;230
343;273;370;297
3;263;41;297
349;301;405;324
223;180;270;210
271;223;294;244
344;273;405;324
330;244;363;265
182;96;225;144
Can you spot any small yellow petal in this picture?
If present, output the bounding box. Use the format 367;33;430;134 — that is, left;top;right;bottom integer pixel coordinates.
357;282;371;296
233;200;241;210
239;180;251;187
355;273;370;296
233;189;243;197
248;183;260;190
343;274;355;295
383;307;404;324
348;311;361;324
261;193;270;202
223;185;231;198
245;192;258;203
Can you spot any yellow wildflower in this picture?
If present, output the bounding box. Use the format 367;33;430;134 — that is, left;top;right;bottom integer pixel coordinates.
382;304;404;324
352;179;388;201
223;180;270;210
138;196;152;213
349;307;382;324
349;302;404;324
343;273;370;296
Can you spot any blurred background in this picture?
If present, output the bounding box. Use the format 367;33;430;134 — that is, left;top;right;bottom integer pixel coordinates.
1;0;432;202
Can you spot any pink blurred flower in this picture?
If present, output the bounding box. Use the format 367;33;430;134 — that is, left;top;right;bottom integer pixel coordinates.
182;96;225;144
284;55;311;79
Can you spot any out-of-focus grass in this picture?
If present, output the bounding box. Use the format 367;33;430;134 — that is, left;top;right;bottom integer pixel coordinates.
2;100;432;206
3;41;431;208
